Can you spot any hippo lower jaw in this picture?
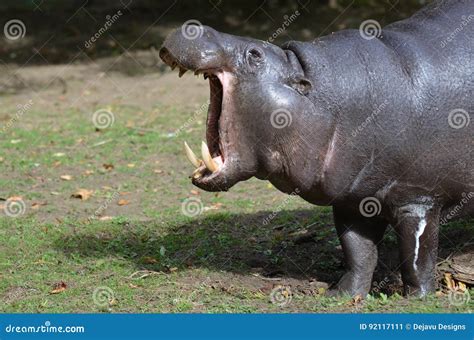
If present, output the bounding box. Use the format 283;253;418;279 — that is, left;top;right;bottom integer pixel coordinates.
160;47;249;191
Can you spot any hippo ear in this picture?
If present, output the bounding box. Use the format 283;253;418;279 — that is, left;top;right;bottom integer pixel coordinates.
291;77;312;96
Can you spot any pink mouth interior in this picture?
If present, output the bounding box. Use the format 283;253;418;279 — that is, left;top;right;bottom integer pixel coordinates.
207;73;225;170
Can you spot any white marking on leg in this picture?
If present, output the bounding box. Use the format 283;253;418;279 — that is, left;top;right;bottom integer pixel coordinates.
403;203;432;271
413;217;427;271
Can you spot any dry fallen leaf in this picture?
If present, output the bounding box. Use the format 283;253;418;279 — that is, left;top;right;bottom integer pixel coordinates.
99;216;113;221
84;170;94;176
103;163;114;171
7;196;23;201
445;272;455;291
60;175;73;181
153;169;163;174
142;256;158;264
50;281;67;294
127;163;135;168
350;294;363;305
190;190;200;196
117;199;129;206
71;189;93;200
444;272;467;293
203;203;222;212
32;202;47;209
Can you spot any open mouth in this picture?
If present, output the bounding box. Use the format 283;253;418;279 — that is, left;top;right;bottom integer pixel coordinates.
160;48;227;181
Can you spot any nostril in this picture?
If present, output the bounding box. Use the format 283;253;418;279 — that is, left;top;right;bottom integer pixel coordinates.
246;47;265;67
248;48;262;59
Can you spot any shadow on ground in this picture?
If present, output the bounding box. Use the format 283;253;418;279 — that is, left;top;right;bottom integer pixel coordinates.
54;209;474;295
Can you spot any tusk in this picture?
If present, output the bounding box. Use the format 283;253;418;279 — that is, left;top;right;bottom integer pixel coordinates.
179;67;187;78
184;142;201;168
201;141;218;173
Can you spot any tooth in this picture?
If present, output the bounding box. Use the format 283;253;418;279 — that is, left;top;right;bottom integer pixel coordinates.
192;168;203;179
204;74;208;80
184;142;201;168
179;67;187;77
201;141;218;173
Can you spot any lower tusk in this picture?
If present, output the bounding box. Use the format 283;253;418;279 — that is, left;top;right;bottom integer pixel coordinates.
184;142;201;168
201;141;218;173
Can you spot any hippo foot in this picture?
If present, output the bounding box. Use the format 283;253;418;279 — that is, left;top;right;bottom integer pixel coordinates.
330;271;372;297
403;281;436;298
326;288;349;298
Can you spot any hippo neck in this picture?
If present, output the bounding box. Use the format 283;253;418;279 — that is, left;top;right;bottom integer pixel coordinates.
277;35;399;204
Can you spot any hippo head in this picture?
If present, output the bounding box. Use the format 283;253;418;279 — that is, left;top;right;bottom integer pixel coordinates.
160;24;320;192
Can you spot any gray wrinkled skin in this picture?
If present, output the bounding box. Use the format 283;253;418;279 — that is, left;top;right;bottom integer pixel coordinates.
160;0;473;297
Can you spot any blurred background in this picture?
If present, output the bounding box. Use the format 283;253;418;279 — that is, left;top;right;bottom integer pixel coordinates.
1;0;431;66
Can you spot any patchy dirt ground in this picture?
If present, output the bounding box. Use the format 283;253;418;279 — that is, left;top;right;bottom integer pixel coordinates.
0;13;473;312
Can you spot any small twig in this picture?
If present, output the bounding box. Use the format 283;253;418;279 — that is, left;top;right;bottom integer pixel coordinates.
251;273;282;281
128;270;162;280
92;139;113;147
437;253;454;266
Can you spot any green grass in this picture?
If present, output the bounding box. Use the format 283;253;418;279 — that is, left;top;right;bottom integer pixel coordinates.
1;216;472;313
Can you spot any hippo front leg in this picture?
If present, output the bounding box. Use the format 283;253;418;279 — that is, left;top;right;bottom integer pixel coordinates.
332;206;388;296
393;202;440;296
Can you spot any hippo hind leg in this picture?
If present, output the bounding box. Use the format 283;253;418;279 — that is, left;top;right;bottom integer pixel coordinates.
392;202;440;296
332;206;388;296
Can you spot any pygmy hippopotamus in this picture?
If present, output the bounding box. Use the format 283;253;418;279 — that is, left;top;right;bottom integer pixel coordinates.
160;0;473;297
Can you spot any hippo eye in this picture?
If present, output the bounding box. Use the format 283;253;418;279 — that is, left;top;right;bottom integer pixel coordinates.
246;47;264;66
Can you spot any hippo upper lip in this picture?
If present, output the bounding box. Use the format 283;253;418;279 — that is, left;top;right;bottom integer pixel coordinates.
159;47;221;79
